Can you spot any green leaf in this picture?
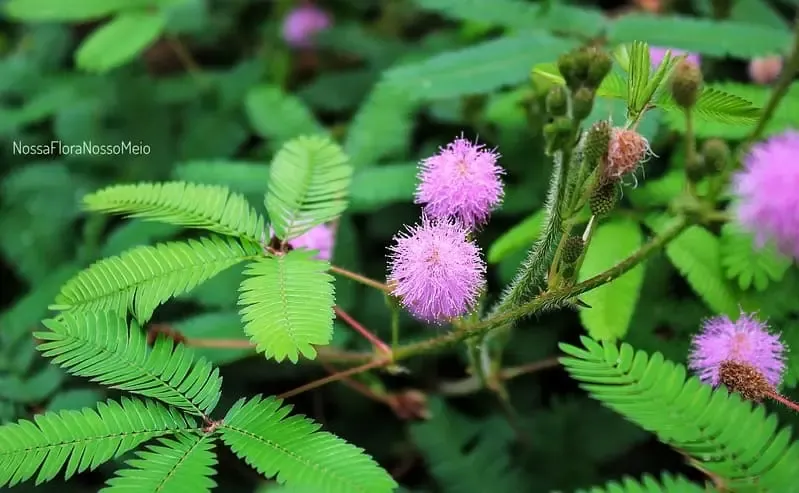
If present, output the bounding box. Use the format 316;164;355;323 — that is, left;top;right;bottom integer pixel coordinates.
488;210;545;263
266;135;353;241
578;219;645;341
657;84;762;127
410;0;607;38
4;0;144;21
220;395;398;493
663;82;798;138
102;433;218;493
626;41;652;115
238;250;335;363
0;366;63;404
0;397;194;487
76;11;167;73
245;85;326;147
647;217;739;316
83;181;266;242
53;236;259;322
345;82;418;168
349;163;417;212
720;223;791;292
37;311;223;416
608;14;792;59
384;33;577;101
532;62;628;99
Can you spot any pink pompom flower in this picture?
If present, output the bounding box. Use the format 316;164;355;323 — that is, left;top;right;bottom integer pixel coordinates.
282;3;331;48
688;312;786;388
603;127;654;181
269;223;334;261
387;216;485;323
733;131;799;260
415;135;504;229
748;55;783;85
649;46;701;69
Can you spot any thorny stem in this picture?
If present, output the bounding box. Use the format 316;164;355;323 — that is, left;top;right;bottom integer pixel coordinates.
767;390;799;413
439;357;561;395
334;306;392;356
330;265;391;293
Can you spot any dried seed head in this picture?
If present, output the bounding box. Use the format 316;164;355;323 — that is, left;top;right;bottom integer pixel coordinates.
583;120;612;170
604;128;653;180
561;236;585;264
589;182;620;216
718;360;773;402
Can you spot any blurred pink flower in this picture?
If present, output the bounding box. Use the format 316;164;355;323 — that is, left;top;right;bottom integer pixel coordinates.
748;56;783;85
649;46;701;69
282;3;331;48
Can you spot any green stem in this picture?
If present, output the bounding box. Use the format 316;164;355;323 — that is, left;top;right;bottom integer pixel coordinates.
684;107;698;198
747;13;799;146
389;215;690;362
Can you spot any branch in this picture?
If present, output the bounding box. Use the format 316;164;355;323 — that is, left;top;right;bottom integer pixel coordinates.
330;265;391;293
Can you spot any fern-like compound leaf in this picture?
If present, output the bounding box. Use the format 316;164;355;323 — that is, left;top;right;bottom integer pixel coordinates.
559;337;799;491
720;223;790;292
102;433;218;493
52;236;260;323
576;472;704;492
0;397;194;488
238;249;335;363
83;181;266;242
220;395;398;493
37;311;223;416
265;135;353;241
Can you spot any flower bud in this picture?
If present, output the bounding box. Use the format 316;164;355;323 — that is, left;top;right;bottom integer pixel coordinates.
572;87;595;121
561;235;585;264
585;48;612;88
669;60;703;109
718;360;772;402
748;56;783;85
589;182;620;216
701;138;730;174
545;86;568;117
583;120;612;170
558;49;590;90
604;128;652;180
543;116;573;154
685;154;706;183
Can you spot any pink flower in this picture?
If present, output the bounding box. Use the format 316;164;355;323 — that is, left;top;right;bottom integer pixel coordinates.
282;3;331;48
603;127;653;181
649;46;701;69
387;216;485;323
688;312;786;388
271;224;334;261
748;56;783;85
733;131;799;260
415;135;504;229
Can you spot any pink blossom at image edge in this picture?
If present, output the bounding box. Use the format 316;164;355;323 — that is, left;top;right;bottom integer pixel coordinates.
649;46;701;68
282;3;331;48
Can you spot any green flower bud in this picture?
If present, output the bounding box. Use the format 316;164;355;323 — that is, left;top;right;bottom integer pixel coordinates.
669;60;703;109
583;120;612;170
585;48;613;88
572;87;595;121
557;52;579;89
686;154;707;183
545;85;568;117
543;116;573;154
562;235;585;264
701;138;730;174
589;182;620;217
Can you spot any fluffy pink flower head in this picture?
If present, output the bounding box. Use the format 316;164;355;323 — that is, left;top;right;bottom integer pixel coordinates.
688;312;786;388
270;223;334;261
649;46;701;69
749;55;783;85
733;131;799;259
282;3;331;48
415;135;504;229
603;127;653;181
387;216;485;324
